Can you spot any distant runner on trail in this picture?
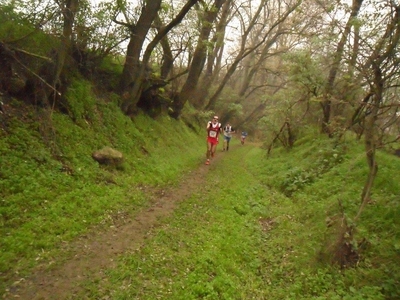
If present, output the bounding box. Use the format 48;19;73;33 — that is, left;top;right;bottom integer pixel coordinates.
241;131;248;145
222;122;235;151
205;115;222;165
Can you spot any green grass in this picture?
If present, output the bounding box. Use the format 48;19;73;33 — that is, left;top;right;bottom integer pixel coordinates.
1;90;399;299
73;140;398;299
0;94;205;286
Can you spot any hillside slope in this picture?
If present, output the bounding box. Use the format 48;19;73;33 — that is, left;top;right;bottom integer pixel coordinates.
1;97;399;299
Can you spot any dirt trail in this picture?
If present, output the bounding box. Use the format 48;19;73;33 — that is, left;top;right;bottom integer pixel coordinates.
6;154;223;300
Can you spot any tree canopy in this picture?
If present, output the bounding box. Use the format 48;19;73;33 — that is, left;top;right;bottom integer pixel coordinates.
0;0;398;130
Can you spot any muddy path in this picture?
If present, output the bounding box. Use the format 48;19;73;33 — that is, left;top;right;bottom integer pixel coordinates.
5;153;224;300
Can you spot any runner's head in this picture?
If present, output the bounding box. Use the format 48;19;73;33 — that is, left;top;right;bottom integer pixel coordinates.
212;116;219;123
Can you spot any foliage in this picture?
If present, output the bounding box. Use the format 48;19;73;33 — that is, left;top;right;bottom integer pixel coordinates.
64;79;97;122
213;87;243;119
0;93;205;288
281;166;316;196
72;135;398;300
0;1;58;51
180;105;214;130
283;50;326;96
1;99;399;299
278;137;347;196
250;135;400;299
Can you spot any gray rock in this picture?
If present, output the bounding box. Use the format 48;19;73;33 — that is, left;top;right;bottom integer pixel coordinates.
92;146;124;166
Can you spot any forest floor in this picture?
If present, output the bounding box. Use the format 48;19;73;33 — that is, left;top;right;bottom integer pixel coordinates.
6;151;223;300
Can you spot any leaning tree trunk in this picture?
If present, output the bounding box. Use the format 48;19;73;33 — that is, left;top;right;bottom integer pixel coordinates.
193;0;230;109
171;0;226;119
321;77;380;268
321;0;363;136
120;0;198;115
326;2;400;268
51;0;79;99
354;66;382;222
204;0;301;111
119;0;162;114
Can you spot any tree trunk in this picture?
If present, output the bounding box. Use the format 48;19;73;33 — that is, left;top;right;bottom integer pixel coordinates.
52;0;79;90
354;66;381;221
321;0;363;136
154;15;174;80
159;36;173;80
171;0;226;118
354;2;400;219
194;0;230;109
119;0;162;114
120;0;198;115
238;32;281;97
204;0;301;111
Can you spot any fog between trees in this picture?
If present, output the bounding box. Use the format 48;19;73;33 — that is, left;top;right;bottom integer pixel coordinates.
2;0;397;131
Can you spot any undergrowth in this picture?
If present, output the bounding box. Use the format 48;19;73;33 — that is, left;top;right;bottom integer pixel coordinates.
0;81;205;291
74;135;398;299
1;85;399;299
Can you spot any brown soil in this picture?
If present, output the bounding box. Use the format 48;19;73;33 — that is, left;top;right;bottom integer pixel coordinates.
5;155;222;300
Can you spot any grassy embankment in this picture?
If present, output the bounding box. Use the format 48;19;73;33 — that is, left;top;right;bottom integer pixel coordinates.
1;86;399;298
90;135;399;300
0;88;205;293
